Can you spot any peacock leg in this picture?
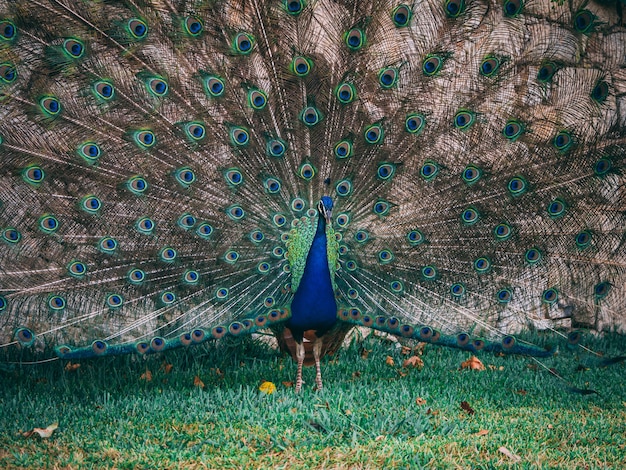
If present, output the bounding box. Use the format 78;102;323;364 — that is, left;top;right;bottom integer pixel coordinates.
295;341;305;393
313;337;324;391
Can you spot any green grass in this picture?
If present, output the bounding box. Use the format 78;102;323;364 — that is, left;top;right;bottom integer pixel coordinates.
1;332;625;469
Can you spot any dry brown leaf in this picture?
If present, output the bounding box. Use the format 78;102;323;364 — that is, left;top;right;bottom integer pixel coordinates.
403;356;424;369
375;435;385;441
460;401;475;415
515;389;527;395
385;356;395;366
475;429;489;436
415;397;427;406
23;423;58;439
352;371;361;378
140;370;152;381
64;362;80;372
160;362;173;374
344;409;352;416
401;346;411;355
193;375;205;389
547;424;553;429
414;342;427;355
282;381;294;388
461;356;485;371
360;348;371;360
498;446;521;462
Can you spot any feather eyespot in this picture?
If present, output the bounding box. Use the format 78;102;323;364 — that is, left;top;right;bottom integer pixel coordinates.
301;106;321;126
0;62;16;84
106;294;124;309
336;213;350;227
355;230;369;243
204;76;225;97
480;57;500;77
133;130;156;149
553;131;573;152
224;250;239;263
230;127;249;146
264;177;281;194
420;161;439;180
136;217;155;234
291;197;305;211
80;195;102;214
267;138;286;158
461;165;481;184
160;291;177;305
575;230;592;249
364;123;383;144
47;295;66;311
377;163;396;180
175;167;196;187
227;205;245;220
147;77;168;97
39;215;59;234
378;67;398;88
503;120;524;141
196;222;213;239
525;248;542;264
445;0;465;17
390;281;404;293
456;333;470;347
93;80;114;100
345;28;365;51
39;96;61;116
503;0;523;17
537;62;557;83
594;282;610;299
461;207;479;225
233;32;255;54
378;249;394;264
422;265;437;280
494;223;512;241
159;247;177;262
507;176;527;196
272;214;286;227
22;165;45;186
68;260;87;278
284;0;306;15
335;179;353;197
126;176;148;195
128;19;148;39
453;110;475;130
63;38;84;59
184;123;205;141
0;20;16;41
502;336;516;349
224;168;243;186
291;56;312;76
574;10;594;33
127;268;146;284
392;5;412;27
594;158;612;176
591;81;609;104
183;16;203;37
248;89;267;110
15;327;35;346
405;113;426;134
178;213;196;229
2;228;20;244
547;198;566;217
473;257;491;273
336;83;356;104
98;237;118;253
406;229;424;246
334;140;353;159
497;288;512;303
373;199;390;216
450;283;465;297
422;55;443;76
257;262;270;274
78;142;101;163
183;270;200;284
298;162;316;180
542;288;558;304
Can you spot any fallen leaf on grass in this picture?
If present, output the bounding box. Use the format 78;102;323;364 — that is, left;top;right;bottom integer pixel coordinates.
498;446;521;462
64;362;80;372
415;397;427;406
403;356;424;369
259;381;276;394
193;375;205;389
282;381;294;388
160;362;173;374
515;389;527;395
475;429;489;436
139;370;152;381
461;356;485;371
385;356;395;366
23;423;58;439
460;401;475;415
360;348;371;360
401;346;412;355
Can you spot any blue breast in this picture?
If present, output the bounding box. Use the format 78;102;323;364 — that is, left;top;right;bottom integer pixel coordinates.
288;217;338;338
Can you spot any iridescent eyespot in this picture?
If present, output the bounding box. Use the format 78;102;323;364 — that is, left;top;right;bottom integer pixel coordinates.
159;247;177;262
301;106;321;126
497;288;512;303
507;176;527;196
284;0;306;15
461;165;481;184
128;18;148;39
98;236;118;253
39;215;59;233
183;270;200;284
421;265;437;280
335;213;350;227
0;62;16;84
422;55;443;76
594;281;610;299
378;67;398;88
106;294;124;309
233;32;255;54
591;81;609;104
248;89;267;110
136;217;155;234
480;56;500;77
2;228;20;244
40;96;61;116
378;249;394;264
128;268;146;284
63;38;84;59
594;158;612;176
178;213;196;229
272;246;285;258
227;205;245;220
445;0;465;17
204;76;225;97
292;56;312;76
22;165;45;186
257;262;270;274
230;127;249;146
184;123;205;141
16;327;36;346
345;28;365;50
0;20;16;42
405;113;426;134
196;222;213;239
264;177;281;194
364;123;383;144
126;176;148;195
421;161;439;180
267;138;286;157
48;295;66;310
547;198;566;217
160;291;176;305
147;77;168;97
80;195;102;214
377;163;396;180
392;4;412;27
450;283;465;297
133;130;156;148
503;120;524;141
224;250;239;263
291;197;305;211
183;16;203;36
92;80;114;101
542;288;558;304
525;247;542;264
355;230;369;243
334;140;353;159
336;83;356;104
250;229;265;243
273;213;286;227
373;199;390;216
494;223;512;241
453;110;475;130
575;230;592;249
461;207;479;225
335;179;353;197
456;333;470;347
503;0;523;16
473;257;491;273
68;260;87;278
78;142;101;163
407;229;424;246
345;260;357;271
574;10;594;33
175;167;196;187
553;131;573;152
537;62;557;83
298;162;316;180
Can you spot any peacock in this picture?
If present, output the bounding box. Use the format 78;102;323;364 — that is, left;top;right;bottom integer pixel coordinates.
0;0;625;393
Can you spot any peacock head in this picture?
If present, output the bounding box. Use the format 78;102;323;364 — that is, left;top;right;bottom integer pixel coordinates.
318;196;333;224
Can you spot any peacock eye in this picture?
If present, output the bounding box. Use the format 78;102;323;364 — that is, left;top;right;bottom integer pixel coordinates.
183;16;203;36
0;62;16;84
345;28;365;50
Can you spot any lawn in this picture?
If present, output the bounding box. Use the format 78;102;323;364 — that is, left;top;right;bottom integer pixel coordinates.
1;331;624;469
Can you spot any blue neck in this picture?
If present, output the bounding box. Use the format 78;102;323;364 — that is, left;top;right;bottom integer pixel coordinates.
288;214;337;338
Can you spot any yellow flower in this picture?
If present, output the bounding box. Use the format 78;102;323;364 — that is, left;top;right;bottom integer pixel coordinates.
259;381;276;394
